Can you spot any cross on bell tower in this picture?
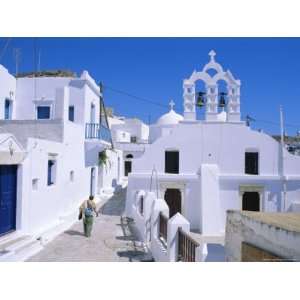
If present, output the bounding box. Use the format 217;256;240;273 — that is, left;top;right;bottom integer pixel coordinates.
208;50;216;62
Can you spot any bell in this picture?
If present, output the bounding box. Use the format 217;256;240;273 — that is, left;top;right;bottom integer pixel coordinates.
196;92;206;107
219;92;226;108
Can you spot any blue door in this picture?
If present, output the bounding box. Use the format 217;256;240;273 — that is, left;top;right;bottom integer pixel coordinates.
0;165;17;236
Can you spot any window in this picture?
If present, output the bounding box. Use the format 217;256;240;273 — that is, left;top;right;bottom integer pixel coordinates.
47;160;56;185
37;106;50;120
139;196;144;215
130;136;137;143
245;152;259;175
68;106;75;122
90;103;96;123
70;171;74;182
4;99;12;120
32;178;38;190
165;151;179;174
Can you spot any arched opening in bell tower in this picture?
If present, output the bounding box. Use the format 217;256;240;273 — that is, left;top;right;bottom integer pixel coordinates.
195;80;206;120
216;79;228;114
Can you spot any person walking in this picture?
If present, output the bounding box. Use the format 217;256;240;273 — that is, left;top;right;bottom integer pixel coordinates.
79;195;99;237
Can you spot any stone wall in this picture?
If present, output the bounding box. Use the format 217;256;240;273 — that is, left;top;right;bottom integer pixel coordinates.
225;210;300;261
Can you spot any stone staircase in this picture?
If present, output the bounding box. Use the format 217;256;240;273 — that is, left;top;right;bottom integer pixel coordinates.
0;234;43;262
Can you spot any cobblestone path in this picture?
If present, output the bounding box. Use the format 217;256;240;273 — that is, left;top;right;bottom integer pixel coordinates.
27;188;152;262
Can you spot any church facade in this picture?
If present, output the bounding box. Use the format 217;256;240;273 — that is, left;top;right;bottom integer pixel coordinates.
126;51;300;237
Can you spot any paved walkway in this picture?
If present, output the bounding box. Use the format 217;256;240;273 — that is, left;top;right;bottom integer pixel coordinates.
28;188;152;262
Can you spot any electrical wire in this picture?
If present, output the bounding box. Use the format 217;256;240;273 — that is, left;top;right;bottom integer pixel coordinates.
243;115;300;130
103;85;300;131
0;38;12;62
103;84;169;109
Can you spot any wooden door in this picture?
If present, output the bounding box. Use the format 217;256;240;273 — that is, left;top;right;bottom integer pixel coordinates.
164;188;181;217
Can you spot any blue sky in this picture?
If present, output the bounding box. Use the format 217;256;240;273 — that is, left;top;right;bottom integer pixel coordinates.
1;37;300;135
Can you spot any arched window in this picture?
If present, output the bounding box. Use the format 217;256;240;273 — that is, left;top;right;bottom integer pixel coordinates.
126;154;133;159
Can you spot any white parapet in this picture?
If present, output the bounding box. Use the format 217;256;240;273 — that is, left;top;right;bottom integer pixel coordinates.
167;213;190;262
150;198;169;262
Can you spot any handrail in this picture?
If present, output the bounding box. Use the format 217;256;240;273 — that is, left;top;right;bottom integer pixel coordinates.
85;123;111;142
178;227;200;247
159;212;168;243
178;227;199;262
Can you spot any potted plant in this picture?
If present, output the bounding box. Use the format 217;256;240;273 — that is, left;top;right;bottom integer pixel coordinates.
98;150;111;168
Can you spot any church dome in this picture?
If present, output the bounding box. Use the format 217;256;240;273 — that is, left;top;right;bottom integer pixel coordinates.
156;100;184;126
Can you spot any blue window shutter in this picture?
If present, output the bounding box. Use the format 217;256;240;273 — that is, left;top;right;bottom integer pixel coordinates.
4;99;10;120
37;106;50;119
47;160;54;185
68;106;74;122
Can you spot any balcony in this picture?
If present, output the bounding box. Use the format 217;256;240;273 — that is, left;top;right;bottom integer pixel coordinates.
85;123;112;143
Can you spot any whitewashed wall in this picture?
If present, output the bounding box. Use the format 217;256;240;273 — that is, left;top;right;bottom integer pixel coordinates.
111;118;149;143
0;65;16;120
98;148;123;193
134;123;300;175
15;77;72;120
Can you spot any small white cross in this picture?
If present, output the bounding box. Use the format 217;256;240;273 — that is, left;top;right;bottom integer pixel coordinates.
209;50;216;61
169;100;175;110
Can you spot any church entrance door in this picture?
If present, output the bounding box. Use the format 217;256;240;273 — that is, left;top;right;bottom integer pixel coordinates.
242;192;260;211
164;188;182;218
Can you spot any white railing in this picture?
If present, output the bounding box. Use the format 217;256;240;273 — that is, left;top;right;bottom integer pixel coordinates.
130;190;204;262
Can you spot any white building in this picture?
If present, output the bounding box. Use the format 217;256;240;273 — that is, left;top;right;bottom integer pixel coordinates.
110;116;149;177
126;51;300;259
0;65;123;258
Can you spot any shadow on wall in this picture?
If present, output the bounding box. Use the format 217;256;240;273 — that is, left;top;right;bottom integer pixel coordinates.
84;144;105;167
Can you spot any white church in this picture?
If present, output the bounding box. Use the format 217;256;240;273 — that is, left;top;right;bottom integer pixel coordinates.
0;65;126;260
1;49;300;261
126;50;300;245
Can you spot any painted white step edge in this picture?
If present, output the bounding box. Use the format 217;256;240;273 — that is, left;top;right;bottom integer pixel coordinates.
0;237;43;262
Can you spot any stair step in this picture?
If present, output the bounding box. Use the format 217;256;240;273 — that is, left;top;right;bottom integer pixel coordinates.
15;240;43;262
0;235;43;262
0;250;15;261
0;235;30;251
6;236;33;252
